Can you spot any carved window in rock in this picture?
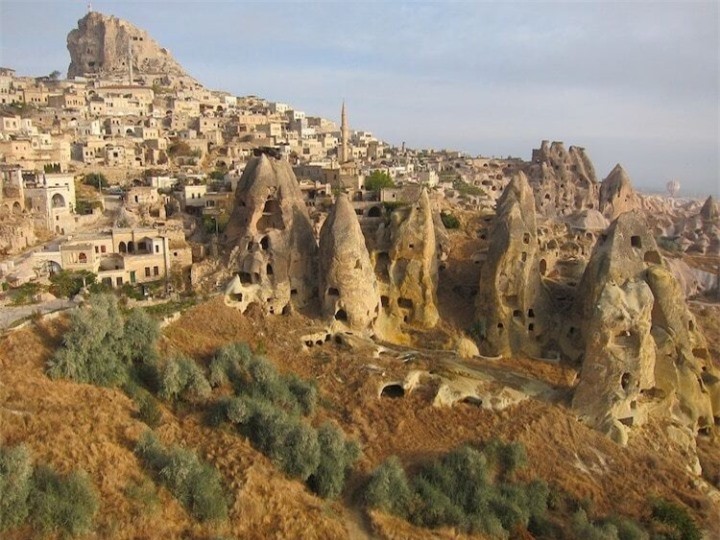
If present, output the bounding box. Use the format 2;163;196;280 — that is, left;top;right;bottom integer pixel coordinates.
258;199;285;231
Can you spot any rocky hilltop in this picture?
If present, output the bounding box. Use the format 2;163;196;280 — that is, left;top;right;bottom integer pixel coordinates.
67;11;190;80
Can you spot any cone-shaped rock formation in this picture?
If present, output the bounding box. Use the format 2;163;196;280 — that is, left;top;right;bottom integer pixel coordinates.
573;211;719;444
599;164;641;221
318;194;380;331
475;172;551;357
224;154;317;315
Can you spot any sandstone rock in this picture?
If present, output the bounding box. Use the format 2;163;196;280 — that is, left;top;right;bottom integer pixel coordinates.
374;189;440;329
645;264;718;431
525;140;599;216
598;164;641;221
318;193;380;331
475;172;551;357
572;210;720;443
699;195;718;222
572;279;656;445
67;11;189;79
224;154;317;315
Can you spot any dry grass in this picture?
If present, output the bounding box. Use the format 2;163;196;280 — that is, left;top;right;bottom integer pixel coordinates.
1;296;719;539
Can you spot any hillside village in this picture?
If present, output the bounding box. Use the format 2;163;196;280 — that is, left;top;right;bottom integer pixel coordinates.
1;9;720;540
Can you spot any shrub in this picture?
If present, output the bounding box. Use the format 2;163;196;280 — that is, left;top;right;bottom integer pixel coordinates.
29;466;99;535
308;422;361;499
135;432;228;522
571;509;620;540
159;356;212;403
83;173;108;189
364;456;413;518
47;294;159;387
484;438;527;479
603;515;649;540
206;343;358;498
364;170;395;191
440;211;460;229
49;270;96;299
123;478;160;516
136;393;163;428
0;445;33;530
210;344;316;416
651;499;701;540
362;442;548;537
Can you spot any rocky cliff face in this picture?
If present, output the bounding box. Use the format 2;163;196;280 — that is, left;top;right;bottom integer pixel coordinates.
224;154;317;315
67;11;189;79
318;194;380;331
475;172;551;357
572;211;720;445
598;164;641;221
525;141;599;217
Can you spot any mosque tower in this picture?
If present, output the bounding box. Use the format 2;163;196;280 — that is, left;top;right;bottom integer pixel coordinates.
340;101;349;163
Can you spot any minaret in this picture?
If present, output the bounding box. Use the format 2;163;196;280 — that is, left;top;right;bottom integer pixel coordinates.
340;101;349;163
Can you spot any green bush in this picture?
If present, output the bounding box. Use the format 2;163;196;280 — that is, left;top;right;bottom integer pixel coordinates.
49;270;97;298
209;344;316;416
603;515;649;540
83;173;108;189
363;442;549;537
206;343;357;498
29;466;99;536
10;282;42;306
308;422;361;499
651;499;701;540
571;509;620;540
364;170;395;191
0;445;33;530
135;432;228;522
123;478;160;516
47;294;159;387
363;456;413;518
440;211;460;229
136;392;163;428
159;356;212;403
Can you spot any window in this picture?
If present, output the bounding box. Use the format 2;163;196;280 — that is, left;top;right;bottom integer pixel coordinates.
101;245;106;253
155;245;159;253
153;266;159;276
145;267;151;277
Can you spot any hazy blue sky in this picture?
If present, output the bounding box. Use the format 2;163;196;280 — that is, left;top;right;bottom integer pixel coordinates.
1;1;718;196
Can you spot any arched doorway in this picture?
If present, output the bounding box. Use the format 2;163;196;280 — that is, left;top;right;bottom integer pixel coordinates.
51;193;65;208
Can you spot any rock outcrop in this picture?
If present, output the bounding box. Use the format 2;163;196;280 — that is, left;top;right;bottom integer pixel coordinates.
67;11;189;79
572;211;720;444
374;189;440;329
598;164;641;221
475;172;551;357
224;153;317;315
318;194;380;331
673;195;720;256
525;141;599;216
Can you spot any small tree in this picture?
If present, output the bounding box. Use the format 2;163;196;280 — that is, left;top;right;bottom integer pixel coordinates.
364;170;395;191
83;173;108;190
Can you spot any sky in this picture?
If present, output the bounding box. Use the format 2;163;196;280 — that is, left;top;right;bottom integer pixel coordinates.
0;0;718;197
